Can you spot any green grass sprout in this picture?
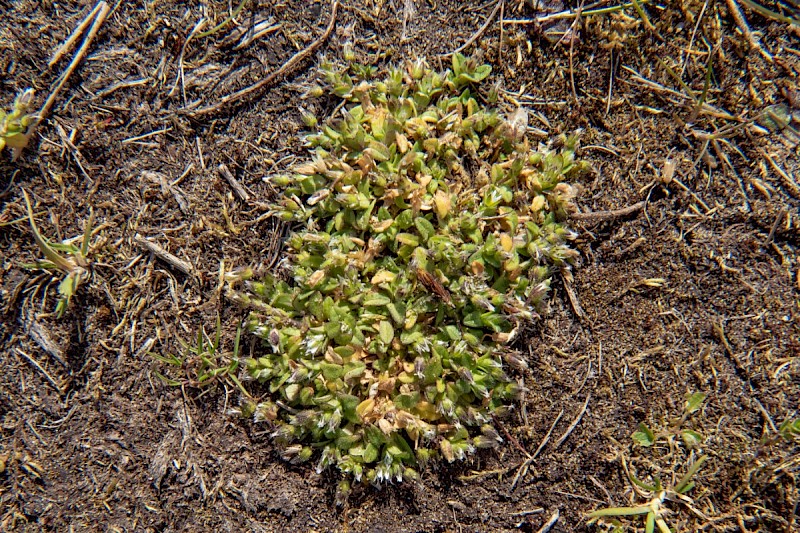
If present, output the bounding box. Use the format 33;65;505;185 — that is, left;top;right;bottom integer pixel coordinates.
152;316;251;398
22;189;93;318
587;455;708;533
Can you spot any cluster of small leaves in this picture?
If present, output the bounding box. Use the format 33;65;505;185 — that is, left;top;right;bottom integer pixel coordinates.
229;54;586;488
632;392;707;449
593;393;710;531
152;316;250;398
0;88;35;154
587;455;708;533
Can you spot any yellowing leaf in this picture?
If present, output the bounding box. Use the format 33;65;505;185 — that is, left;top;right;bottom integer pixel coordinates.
378;320;394;345
371;270;396;285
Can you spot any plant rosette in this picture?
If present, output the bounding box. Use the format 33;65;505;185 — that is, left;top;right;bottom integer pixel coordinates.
227;53;588;493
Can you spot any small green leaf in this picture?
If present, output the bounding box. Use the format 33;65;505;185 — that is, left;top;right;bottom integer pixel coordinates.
321;363;343;380
463;310;483;328
363;443;379;463
363;293;392;307
386;302;405;325
396;232;420;247
414;217;435;242
632;423;656;447
23;190;78;273
645;510;655;533
378;320;394;345
451;53;465;76
587;505;653;518
395;392;420;410
468;64;491;82
443;325;461;341
779;419;800;441
685;392;707;414
285;383;300;401
681;429;704;448
343;361;366;381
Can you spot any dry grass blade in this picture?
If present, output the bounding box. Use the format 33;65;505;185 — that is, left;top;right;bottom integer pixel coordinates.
762;151;800;198
562;268;587;322
14;1;110;161
401;0;417;42
738;0;800;26
440;0;503;58
554;394;590;449
218;163;251;202
48;2;104;68
16;348;64;396
188;1;339;117
416;268;453;306
511;410;564;489
620;66;741;122
536;510;560;533
571;200;646;223
725;0;773;61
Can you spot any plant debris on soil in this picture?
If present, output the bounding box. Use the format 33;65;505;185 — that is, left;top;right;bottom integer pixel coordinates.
1;1;798;532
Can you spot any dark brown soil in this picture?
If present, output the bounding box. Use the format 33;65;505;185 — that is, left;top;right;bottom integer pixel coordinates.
1;1;798;531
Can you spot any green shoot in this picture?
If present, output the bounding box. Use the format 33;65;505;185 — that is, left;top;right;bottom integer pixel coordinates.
22;189;93;318
196;0;249;39
587;455;708;533
152;317;251;398
778;418;800;441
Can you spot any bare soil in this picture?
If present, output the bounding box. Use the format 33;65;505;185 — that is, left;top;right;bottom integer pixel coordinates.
1;0;798;531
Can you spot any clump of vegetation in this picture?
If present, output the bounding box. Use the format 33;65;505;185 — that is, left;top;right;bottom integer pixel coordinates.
589;393;710;532
226;53;586;492
0;89;35;154
152;316;250;398
22;190;94;318
587;455;708;533
632;392;707;449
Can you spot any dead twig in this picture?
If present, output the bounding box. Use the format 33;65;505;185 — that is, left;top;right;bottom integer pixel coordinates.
14;1;110;161
561;268;587;322
188;1;339;118
134;234;196;277
725;0;773;61
24;309;68;368
55;123;92;183
571;200;646;223
401;0;417;42
554;394;590;449
767;209;787;244
511;409;564;489
738;0;800;26
620;67;741;123
440;0;503;58
16;348;64;396
48;2;104;68
496;417;532;459
218;164;251;202
762;151;800;198
505;0;653;24
142;171;190;214
536;510;560;533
